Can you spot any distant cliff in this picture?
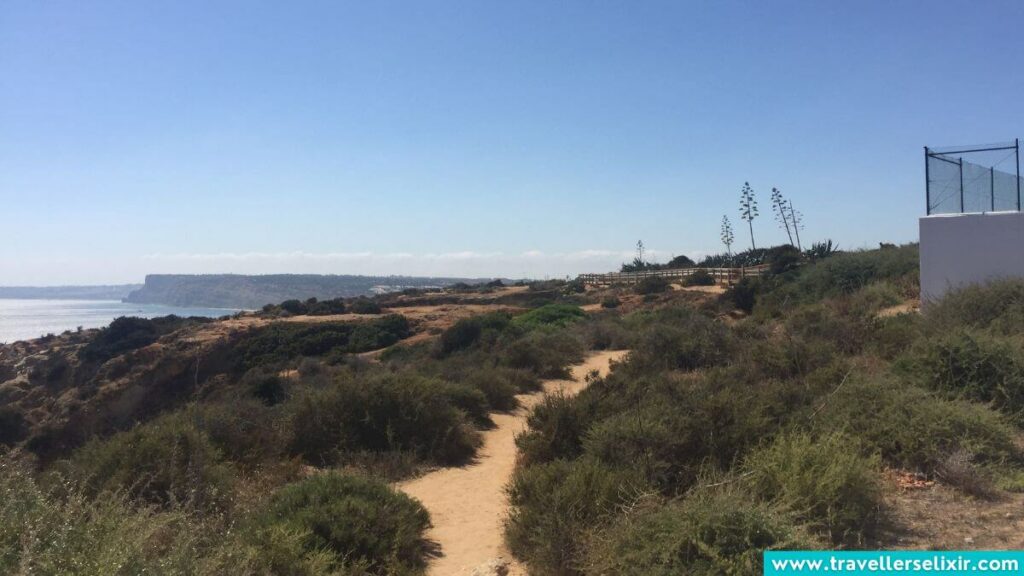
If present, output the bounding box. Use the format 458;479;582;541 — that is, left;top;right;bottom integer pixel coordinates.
124;274;483;309
0;285;142;300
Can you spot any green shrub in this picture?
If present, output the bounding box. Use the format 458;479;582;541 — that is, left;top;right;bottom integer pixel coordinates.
783;303;870;355
513;304;586;330
925;278;1024;335
79;316;174;363
251;473;430;576
231;315;410;371
582;384;774;493
868;313;923;359
285;373;480;466
727;277;761;313
505;458;646;575
516;392;593;466
766;244;802;274
349;298;382;315
898;330;1024;423
800;244;918;297
629;310;732;371
0;455;207;575
635;276;670;295
63;416;236;511
600;295;621;309
848;281;903;316
814;376;1021;472
438;312;513;355
576;317;634;350
308;298;347;315
684;269;716;286
583;487;816;576
242;367;289;405
184;400;285;469
0;407;27;446
459;367;532;412
502;330;584;378
745;432;883;544
279;299;308;315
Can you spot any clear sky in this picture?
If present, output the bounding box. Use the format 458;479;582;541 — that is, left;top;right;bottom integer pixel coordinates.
2;1;1022;284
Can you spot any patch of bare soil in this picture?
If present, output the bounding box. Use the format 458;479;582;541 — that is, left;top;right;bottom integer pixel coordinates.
398;350;629;576
886;480;1024;549
877;300;921;318
675;284;726;295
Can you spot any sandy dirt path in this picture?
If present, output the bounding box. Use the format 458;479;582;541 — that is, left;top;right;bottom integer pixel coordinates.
398;350;629;576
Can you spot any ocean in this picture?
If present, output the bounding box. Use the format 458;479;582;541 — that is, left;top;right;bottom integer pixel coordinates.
0;299;241;344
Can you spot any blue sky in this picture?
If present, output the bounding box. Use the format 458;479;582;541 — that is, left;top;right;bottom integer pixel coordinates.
2;1;1022;284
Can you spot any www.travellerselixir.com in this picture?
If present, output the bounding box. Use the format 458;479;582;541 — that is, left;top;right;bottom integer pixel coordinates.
764;551;1023;574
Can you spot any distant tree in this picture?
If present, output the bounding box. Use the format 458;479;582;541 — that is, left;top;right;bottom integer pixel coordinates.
771;188;794;246
636;240;645;264
720;215;735;256
279;299;307;315
667;254;695;269
739;182;759;250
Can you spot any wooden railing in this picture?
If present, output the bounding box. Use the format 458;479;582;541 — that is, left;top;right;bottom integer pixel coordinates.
578;264;770;287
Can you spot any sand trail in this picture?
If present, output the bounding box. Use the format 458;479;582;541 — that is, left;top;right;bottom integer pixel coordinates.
398;350;629;575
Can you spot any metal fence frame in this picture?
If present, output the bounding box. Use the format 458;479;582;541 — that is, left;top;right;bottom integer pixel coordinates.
925;139;1020;215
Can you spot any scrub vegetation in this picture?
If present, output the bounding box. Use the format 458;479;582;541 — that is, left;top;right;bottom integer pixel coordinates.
3;242;1023;574
507;243;1024;575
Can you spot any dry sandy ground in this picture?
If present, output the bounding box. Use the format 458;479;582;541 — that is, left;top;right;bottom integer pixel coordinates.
877;300;921;318
398;350;629;576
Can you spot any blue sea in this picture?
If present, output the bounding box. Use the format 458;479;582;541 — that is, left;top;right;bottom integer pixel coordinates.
0;299;241;344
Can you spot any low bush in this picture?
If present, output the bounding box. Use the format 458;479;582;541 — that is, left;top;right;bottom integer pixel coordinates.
231;315;410;371
581;379;778;493
349;298;382;315
0;407;27;446
924;279;1024;336
684;269;715;286
635;276;670;295
63;416;236;511
459;366;534;412
726;277;761;313
250;473;430;575
744;432;883;544
575;317;634;350
502;330;584;378
279;299;307;315
0;455;207;574
516;392;593;466
600;295;621;308
775;244;918;305
307;298;347;315
513;304;585;330
583;487;816;576
814;376;1021;473
285;373;480;467
184;400;285;469
898;330;1024;423
79;316;206;363
935;448;998;499
242;367;289;405
505;458;647;575
438;312;513;355
766;244;803;274
628;309;732;371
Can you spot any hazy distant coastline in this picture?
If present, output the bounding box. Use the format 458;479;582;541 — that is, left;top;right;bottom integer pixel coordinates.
0;285;142;301
124;273;490;309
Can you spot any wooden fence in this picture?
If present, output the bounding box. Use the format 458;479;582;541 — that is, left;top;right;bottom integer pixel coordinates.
578;264;770;287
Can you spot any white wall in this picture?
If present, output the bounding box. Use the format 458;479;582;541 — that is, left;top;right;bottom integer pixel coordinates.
920;211;1024;302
